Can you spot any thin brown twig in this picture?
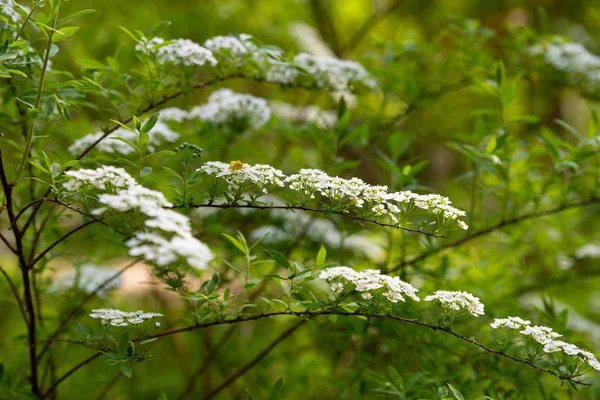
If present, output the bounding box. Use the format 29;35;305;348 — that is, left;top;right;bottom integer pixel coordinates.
29;220;97;268
387;197;600;273
36;259;141;362
202;319;307;400
40;353;102;398
0;232;17;253
0;264;29;325
179;203;443;238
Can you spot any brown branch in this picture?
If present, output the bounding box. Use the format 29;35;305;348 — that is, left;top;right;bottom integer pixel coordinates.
202;319;306;400
179;203;443;238
36;259;141;362
40;353;102;398
0;232;16;253
29;220;98;268
387;197;600;273
0;264;29;325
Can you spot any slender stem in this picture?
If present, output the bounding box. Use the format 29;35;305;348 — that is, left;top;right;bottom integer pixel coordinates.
36;259;140;362
388;196;600;273
40;353;102;398
202;320;306;400
29;220;97;267
179;203;443;238
14;7;59;184
14;3;37;41
0;264;29;325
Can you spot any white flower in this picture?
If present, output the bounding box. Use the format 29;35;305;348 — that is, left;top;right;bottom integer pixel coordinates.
63;166;137;191
155;322;161;328
575;243;600;259
1;0;21;23
203;34;257;59
293;52;377;91
424;290;485;317
64;167;214;270
189;89;271;131
68;120;179;156
490;316;531;329
319;266;419;303
137;37;217;67
90;308;163;326
51;264;121;297
198;160;285;194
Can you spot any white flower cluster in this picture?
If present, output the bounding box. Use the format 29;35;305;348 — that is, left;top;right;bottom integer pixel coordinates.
63;165;137;191
575;243;600;259
198;162;467;230
68;120;179;156
52;264;121;297
285;169;468;230
529;40;600;98
424;290;485;317
293;53;377;91
198;161;285;194
63;167;214;270
0;0;20;23
491;316;600;370
319;266;420;303
137;37;217;67
203;34;257;59
189;89;272;130
269;101;337;128
89;308;163;327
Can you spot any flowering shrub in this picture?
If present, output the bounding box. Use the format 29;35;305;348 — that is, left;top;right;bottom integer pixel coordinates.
0;1;599;399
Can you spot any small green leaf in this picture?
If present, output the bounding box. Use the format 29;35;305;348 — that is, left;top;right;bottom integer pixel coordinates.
120;363;132;378
207;273;219;294
447;383;465;400
141;113;160;133
223;233;247;254
51;163;61;178
119;26;141;42
162;166;184;182
315;246;326;266
140;166;152;177
117;329;130;358
139;132;150;145
269;377;283;400
265;249;292;271
109;136;139;151
51;26;80;43
61;160;79;168
28;161;49;173
485;135;497;154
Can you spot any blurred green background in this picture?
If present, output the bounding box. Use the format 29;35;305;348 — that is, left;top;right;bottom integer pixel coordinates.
1;0;600;399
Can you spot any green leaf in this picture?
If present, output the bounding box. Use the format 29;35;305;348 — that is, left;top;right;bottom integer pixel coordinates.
51;26;80;43
109;136;139;151
120;363;132;378
207;273;219;294
315;246;326;266
50;163;61;178
117;329;130;359
6;69;27;78
387;366;403;391
269;377;283;400
141;113;160;133
61;160;79;168
162;166;184;182
28;161;49;173
58;9;95;26
140;166;152;177
144;150;176;159
485;135;497;154
245;389;255;400
589;108;599;138
265;249;292;271
447;383;465;400
222;233;247;254
139;132;150;145
555;118;582;139
119;26;141;42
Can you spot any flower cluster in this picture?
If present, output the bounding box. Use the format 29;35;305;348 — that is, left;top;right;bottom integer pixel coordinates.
137;37;218;67
89;308;163;327
269;101;337;128
319;266;420;303
189;89;272;131
51;264;121;297
529;40;600;99
198;162;468;231
63;165;137;191
68;120;179;156
63;167;214;270
203;34;258;60
199;161;285;195
0;0;20;24
293;53;377;91
424;290;485;317
491;316;600;371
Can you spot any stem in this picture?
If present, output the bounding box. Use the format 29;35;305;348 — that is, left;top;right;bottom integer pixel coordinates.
14;6;59;184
